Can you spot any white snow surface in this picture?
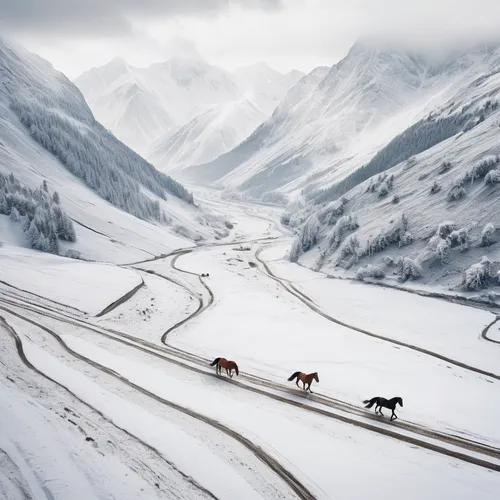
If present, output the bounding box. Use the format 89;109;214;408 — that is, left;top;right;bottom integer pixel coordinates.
2;37;500;500
2;196;500;499
0;243;141;315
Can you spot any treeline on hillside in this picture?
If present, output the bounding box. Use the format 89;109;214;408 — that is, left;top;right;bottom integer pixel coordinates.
10;97;193;223
312;101;496;205
0;172;76;254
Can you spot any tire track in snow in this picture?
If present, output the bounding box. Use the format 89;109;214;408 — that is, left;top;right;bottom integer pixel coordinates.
481;316;500;345
95;279;145;318
3;276;500;470
255;247;500;381
0;315;220;500
0;307;317;500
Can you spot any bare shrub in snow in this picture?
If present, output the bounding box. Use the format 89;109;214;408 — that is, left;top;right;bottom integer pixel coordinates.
378;183;389;198
317;201;345;226
327;214;359;250
398;231;413;247
392;194;400;204
356;264;386;280
437;221;457;238
397;257;423;282
418;172;430;181
364;213;410;256
289;214;321;262
485;169;500;184
447;181;467;201
430;181;442;194
437;161;452;175
339;235;360;261
480;223;496;247
447;228;470;251
280;213;291;226
463;257;492;290
463;155;500;183
426;222;456;263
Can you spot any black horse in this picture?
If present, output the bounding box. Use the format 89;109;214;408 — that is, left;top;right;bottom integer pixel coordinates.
363;396;403;421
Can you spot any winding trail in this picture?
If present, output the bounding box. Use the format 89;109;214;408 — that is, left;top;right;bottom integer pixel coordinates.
0;315;219;500
0;308;316;500
255;247;500;381
2;275;500;472
481;316;500;345
95;279;145;318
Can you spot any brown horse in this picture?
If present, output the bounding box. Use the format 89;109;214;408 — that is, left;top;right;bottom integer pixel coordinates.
287;371;319;393
210;357;239;378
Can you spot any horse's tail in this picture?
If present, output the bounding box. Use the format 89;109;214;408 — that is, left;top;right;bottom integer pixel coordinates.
234;363;239;376
287;371;301;381
363;397;379;408
210;357;221;366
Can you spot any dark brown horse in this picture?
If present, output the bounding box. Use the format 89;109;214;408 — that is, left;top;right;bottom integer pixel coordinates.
210;357;239;378
287;371;319;393
363;396;403;421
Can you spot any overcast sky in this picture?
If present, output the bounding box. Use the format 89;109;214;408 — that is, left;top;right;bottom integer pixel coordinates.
2;0;500;78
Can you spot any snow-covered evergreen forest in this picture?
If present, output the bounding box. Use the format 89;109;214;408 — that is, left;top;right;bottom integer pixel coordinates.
1;37;194;226
0;172;76;255
11;97;193;223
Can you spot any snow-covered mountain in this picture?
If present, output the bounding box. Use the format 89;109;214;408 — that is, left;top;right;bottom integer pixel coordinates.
75;57;303;160
233;62;304;115
0;37;229;264
185;40;500;201
278;45;500;292
149;98;266;171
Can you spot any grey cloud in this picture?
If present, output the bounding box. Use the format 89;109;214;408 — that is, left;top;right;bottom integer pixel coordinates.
0;0;283;37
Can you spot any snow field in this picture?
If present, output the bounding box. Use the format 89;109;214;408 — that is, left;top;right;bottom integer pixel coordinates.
2;312;299;500
260;243;499;373
50;322;500;500
92;270;197;343
162;245;500;447
0;244;142;315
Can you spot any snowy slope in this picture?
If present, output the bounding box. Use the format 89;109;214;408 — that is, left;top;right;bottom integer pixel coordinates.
283;63;500;292
149;98;266;171
75;57;302;161
233;62;304;115
0;37;228;264
185;41;500;202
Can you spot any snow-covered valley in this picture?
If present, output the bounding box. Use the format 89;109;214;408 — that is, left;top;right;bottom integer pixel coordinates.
1;32;500;500
2;191;500;499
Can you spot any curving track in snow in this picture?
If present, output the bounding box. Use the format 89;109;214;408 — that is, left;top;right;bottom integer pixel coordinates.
3;290;500;474
0;314;219;500
254;247;500;381
0;306;316;500
481;316;500;345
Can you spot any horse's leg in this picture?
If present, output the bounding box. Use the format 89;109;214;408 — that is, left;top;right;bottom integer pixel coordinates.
379;407;385;416
308;382;313;394
391;410;397;421
229;369;233;379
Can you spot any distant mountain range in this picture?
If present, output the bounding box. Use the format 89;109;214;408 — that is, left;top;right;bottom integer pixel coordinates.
75;57;303;162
